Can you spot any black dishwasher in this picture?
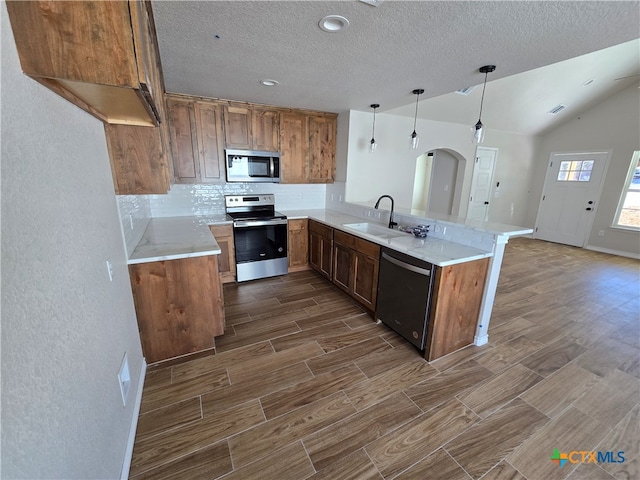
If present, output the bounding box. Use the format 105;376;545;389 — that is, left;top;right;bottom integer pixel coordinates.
376;247;435;350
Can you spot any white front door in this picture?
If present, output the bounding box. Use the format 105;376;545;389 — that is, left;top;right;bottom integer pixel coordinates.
467;147;498;221
534;151;610;247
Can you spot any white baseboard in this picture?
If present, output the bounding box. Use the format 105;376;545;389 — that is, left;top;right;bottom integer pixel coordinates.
120;358;147;480
585;245;640;260
474;334;489;346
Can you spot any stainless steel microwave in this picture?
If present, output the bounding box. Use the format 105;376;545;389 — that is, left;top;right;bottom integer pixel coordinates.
225;149;281;183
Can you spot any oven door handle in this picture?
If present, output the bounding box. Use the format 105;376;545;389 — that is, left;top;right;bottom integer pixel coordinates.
234;219;288;228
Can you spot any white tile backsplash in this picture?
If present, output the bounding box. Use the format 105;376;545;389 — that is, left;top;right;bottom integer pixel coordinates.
147;183;327;218
116;195;151;258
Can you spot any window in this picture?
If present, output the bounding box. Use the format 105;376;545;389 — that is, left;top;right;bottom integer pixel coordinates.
557;160;593;182
614;151;640;229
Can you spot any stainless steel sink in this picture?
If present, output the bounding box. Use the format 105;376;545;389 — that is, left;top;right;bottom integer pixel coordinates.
341;223;408;239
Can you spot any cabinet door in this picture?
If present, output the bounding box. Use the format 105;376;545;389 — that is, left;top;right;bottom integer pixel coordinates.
308;115;336;183
309;231;332;279
129;255;224;363
167;97;199;183
332;242;352;294
209;224;236;283
252;108;280;152
224;104;252;149
352;250;379;311
425;258;489;361
194;102;225;182
288;219;309;270
104;123;170;194
280;112;308;183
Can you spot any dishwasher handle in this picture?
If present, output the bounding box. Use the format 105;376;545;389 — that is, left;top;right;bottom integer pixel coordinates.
381;252;432;277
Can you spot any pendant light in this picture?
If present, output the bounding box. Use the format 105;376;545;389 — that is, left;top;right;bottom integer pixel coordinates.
369;104;379;153
410;89;424;149
472;65;496;144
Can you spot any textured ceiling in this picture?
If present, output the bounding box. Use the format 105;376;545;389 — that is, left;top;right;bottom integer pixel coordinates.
152;1;640;135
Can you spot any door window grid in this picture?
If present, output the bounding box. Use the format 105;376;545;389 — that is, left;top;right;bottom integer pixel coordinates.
557;160;593;182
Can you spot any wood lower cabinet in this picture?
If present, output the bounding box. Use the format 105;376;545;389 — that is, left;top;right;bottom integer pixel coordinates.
333;230;380;311
209;224;236;283
425;258;489;361
288;219;309;271
128;255;225;363
309;220;333;280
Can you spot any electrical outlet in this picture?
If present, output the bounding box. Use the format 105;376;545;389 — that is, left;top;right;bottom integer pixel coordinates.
106;259;114;282
598;230;605;237
118;353;131;406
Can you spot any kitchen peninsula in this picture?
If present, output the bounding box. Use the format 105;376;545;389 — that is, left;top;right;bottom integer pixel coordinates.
124;203;532;363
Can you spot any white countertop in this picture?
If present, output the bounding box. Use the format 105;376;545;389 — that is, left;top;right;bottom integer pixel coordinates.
281;209;493;267
128;216;221;265
127;207;520;267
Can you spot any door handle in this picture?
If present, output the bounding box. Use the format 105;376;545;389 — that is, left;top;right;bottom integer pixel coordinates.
588;201;594;204
484;201;489;205
586;207;592;211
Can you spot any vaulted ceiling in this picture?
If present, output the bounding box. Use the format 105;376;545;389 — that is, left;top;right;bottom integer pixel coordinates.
152;1;640;136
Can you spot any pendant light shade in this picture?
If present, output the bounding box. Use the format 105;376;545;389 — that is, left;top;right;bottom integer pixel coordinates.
472;65;495;144
369;103;379;153
410;89;424;149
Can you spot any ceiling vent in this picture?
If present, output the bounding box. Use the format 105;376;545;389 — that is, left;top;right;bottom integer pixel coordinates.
548;104;567;115
455;86;476;96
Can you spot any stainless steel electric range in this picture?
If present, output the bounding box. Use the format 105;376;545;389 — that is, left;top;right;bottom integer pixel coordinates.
225;194;288;282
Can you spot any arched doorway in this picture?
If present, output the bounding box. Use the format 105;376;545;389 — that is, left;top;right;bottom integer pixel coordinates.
412;149;467;216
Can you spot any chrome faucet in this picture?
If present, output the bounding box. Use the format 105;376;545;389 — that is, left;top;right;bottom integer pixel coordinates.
374;195;397;229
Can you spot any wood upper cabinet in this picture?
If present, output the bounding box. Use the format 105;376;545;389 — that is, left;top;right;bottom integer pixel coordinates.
105;123;170;194
129;255;225;363
223;104;252;150
288;219;309;271
223;105;280;152
333;230;380;311
209;224;236;283
280;112;309;183
252;108;280;152
308;220;333;280
166;95;225;183
6;0;163;127
280;112;336;184
308;115;336;183
425;258;489;361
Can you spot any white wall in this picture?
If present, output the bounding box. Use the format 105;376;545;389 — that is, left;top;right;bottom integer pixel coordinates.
1;5;144;478
344;109;538;227
534;84;640;256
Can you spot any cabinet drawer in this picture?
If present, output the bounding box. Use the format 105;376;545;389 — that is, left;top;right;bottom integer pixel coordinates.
309;219;333;239
288;219;307;232
334;230;380;258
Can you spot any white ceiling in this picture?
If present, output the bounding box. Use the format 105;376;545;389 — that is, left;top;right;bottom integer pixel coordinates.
152;1;640;136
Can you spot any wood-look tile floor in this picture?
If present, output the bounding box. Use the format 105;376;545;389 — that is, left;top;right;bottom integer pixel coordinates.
129;238;640;480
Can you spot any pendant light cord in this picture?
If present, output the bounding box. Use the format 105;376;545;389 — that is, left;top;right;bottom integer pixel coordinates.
372;108;376;138
412;93;419;131
478;71;489;121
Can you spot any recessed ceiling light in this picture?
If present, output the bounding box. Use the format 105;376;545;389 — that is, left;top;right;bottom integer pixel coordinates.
260;79;279;87
319;15;350;32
